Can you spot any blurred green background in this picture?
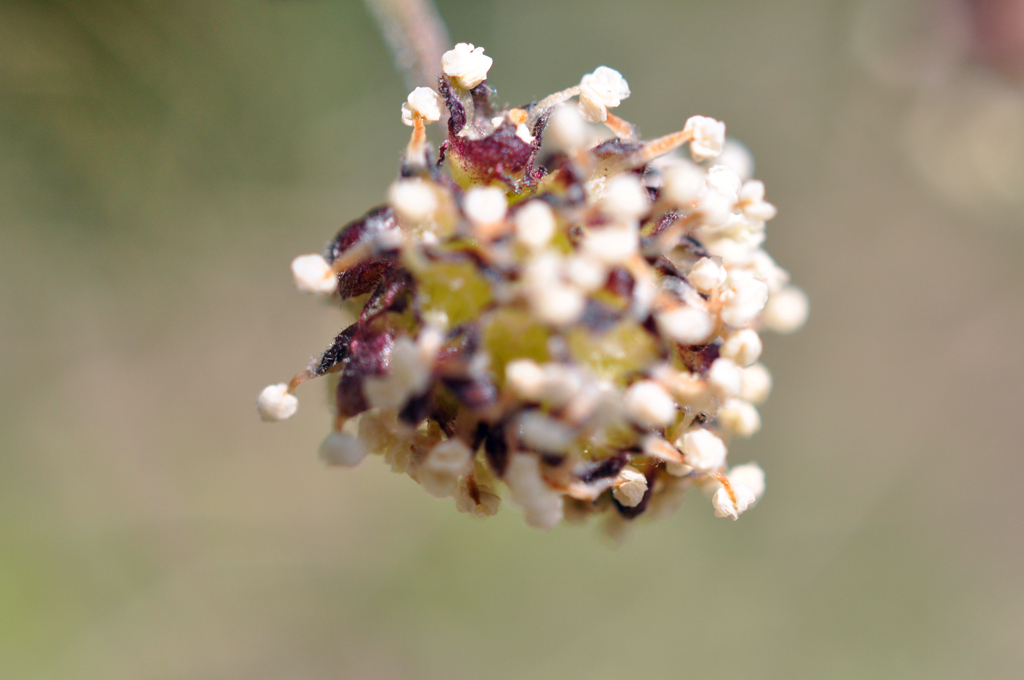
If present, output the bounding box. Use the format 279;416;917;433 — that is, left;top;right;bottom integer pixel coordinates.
2;0;1023;678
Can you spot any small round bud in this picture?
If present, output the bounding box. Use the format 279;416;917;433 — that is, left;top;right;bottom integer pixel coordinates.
388;179;439;224
695;189;733;226
612;466;648;507
719;329;763;367
547;104;592;151
506;359;546;401
623;380;677;429
514;200;556;249
401;87;444;126
565;254;607;291
441;43;493;89
655;306;715;345
290;254;336;295
763;286;809;333
539;363;585;408
688;257;727;294
727;463;765;502
599;174;649;220
738;180;778;218
256;383;298;422
533;284;585;325
463;186;508;230
715;139;755;181
362;337;431;410
705;165;742;204
581;225;638;266
678;428;727;472
718;398;761;437
319;432;368;466
713;483;756;520
424;439;474;477
505;454;563;529
662;161;706;205
740;363;773;404
683;115;726;162
524;256;586;325
707;358;743;398
721;274;769;328
519;411;576;453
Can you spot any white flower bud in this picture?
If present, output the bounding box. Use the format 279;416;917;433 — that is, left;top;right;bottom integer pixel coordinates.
727;463;765;502
400;87;444;126
719;329;763;367
662;161;706;205
718;398;761;437
388;179;439;224
655;306;715;345
738;180;777;221
612;466;648;507
463;186;508;229
256;383;298;422
506;359;546;401
655;366;710;405
695;189;733;227
763;286;809;334
539;363;585;408
363;337;431;410
319;432;368;467
424;439;474;477
514;200;556;249
581;225;638;266
547;104;592;151
713;483;756;520
578;66;631;123
599;173;649;220
705;165;742;204
441;43;493;89
623;380;677;429
683;115;726;162
707;358;743;398
565;254;608;292
751;250;790;293
524;254;585;324
716;139;755;181
721;273;769;328
531;282;585;325
506;454;563;529
519;411;576;453
688;257;727;294
678;428;727;472
290;254;336;295
740;363;772;404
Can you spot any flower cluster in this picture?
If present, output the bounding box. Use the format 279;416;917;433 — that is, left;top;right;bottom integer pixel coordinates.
257;43;808;531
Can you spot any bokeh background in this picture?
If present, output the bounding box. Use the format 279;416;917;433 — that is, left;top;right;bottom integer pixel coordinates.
2;0;1023;678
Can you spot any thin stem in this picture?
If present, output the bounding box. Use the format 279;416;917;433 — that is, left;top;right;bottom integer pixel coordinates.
531;85;581;120
363;0;452;89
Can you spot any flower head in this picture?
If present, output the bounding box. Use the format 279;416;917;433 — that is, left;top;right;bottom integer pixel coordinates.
258;45;806;531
